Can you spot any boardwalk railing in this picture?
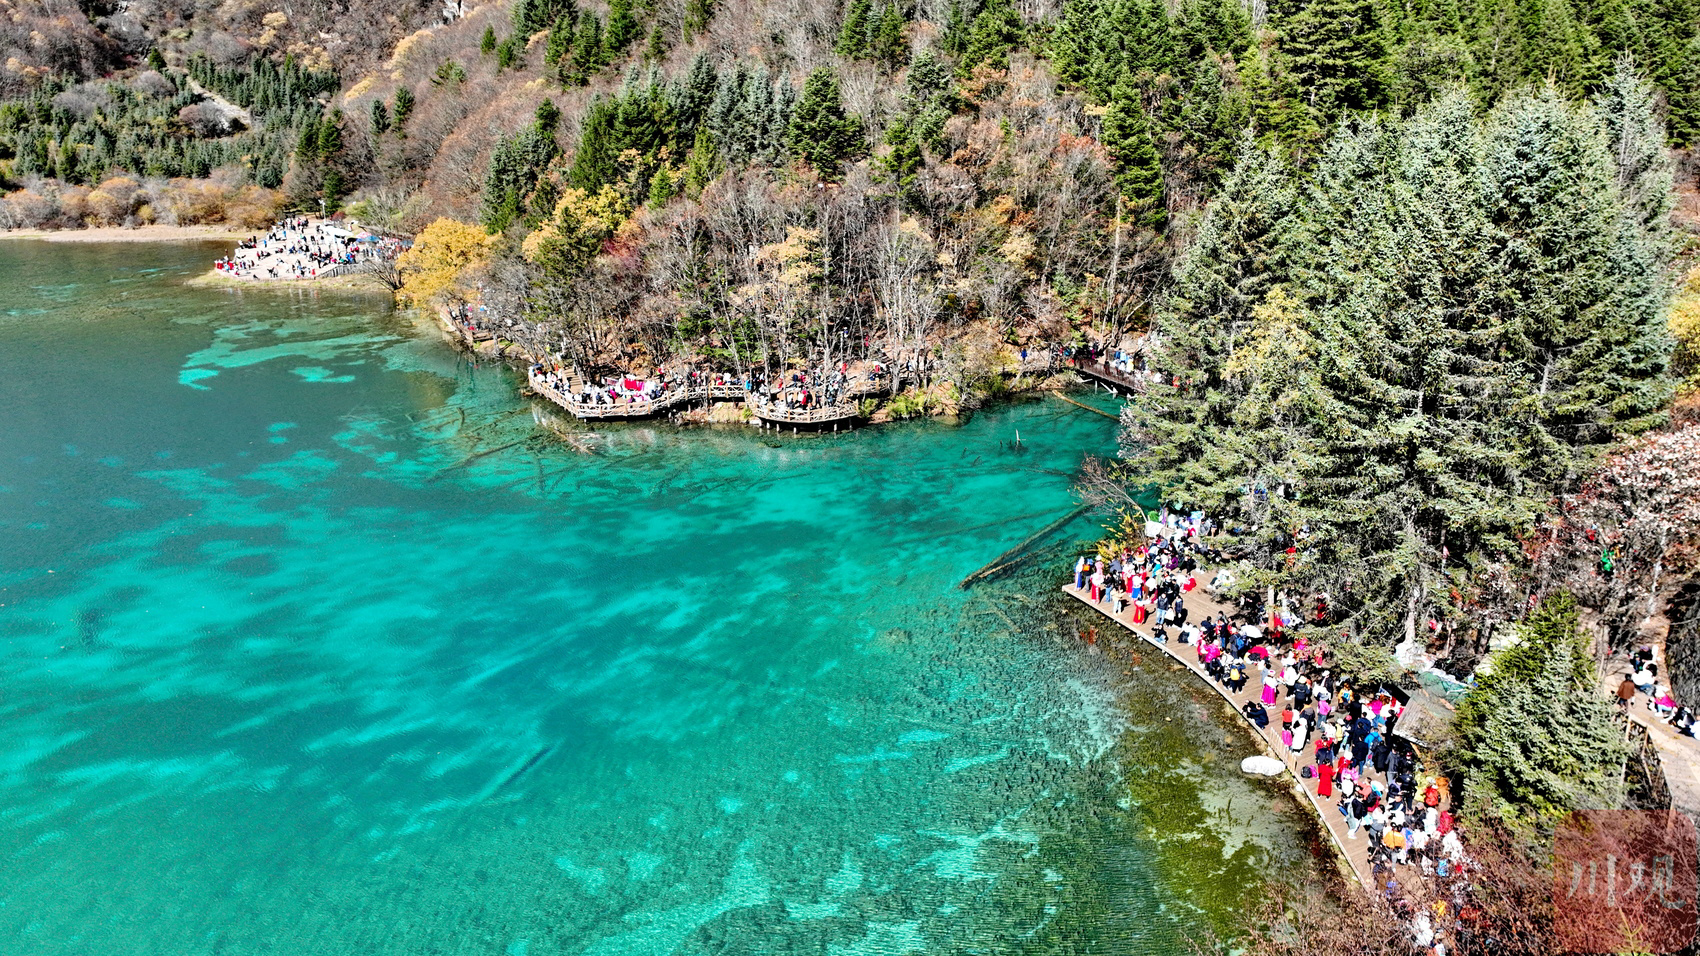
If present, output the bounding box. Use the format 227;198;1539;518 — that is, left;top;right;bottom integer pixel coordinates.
530;372;757;420
748;397;861;424
526;356;1077;427
1073;359;1148;394
531;369;879;426
1629;721;1675;810
1063;581;1375;891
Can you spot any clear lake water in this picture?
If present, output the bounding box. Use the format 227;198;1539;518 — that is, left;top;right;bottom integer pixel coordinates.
0;241;1321;955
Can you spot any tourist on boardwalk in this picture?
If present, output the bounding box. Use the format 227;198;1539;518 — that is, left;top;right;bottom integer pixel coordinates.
1057;512;1484;952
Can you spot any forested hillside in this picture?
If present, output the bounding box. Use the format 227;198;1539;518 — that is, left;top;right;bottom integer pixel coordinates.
4;0;1696;289
2;0;1695;423
6;0;1699;605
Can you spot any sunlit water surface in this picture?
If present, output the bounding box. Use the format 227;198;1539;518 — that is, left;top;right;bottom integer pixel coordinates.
0;242;1318;955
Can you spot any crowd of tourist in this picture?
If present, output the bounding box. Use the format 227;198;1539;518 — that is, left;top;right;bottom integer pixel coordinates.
1069;509;1475;954
760;364;859;411
529;365;748;409
212;217;397;281
1617;644;1697;735
527;361;889;415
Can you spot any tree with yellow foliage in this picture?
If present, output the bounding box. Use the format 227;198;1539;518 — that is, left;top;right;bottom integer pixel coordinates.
521;186;631;282
396;218;495;307
1672;265;1700;386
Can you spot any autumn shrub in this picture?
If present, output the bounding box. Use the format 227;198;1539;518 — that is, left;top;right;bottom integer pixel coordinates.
0;187;55;229
86;177;144;225
56;186;93;226
1672;265;1700;385
225;186;284;227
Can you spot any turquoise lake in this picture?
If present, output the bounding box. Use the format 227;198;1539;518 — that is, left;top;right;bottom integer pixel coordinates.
0;242;1317;954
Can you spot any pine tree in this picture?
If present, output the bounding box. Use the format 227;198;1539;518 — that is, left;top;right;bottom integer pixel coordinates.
958;0;1025;74
1559;60;1677;441
1049;0;1103;86
1128;135;1298;516
880;116;924;207
393;87;415;131
684;0;715;39
647;165;678;205
1477;88;1651;478
1127;85;1677;642
837;0;874;57
370;98;390;135
481;25;499;56
743;67;780;164
605;0;641;59
1101;82;1166;224
1122;0;1181;80
1278;0;1391;119
1516;0;1591;92
1245;47;1324;153
146;48;166;71
1173;55;1250;181
546;15;575;64
1454;592;1626;826
434;60;467;86
1176;0;1253;58
323;169;347;209
568;14;604;81
316;110;344;157
707;64;748;164
536;98;562;133
682;127;719;196
568;97;618;188
671;54;719;143
515;0;542;33
871;6;908;69
786;67;863;177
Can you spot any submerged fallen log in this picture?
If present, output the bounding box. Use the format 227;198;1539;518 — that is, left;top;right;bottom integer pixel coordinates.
966;540;1070;589
1049;393;1120;420
959;503;1090;589
428;438;529;481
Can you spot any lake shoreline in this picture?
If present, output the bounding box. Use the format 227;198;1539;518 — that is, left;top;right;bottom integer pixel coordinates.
0;224;253;243
185;270;390;295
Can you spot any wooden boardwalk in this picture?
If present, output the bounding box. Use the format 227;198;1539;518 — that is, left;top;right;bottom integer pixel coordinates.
527;355;1065;429
1603;657;1700;821
528;370;868;427
1063;581;1384;891
1072;359;1147;395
